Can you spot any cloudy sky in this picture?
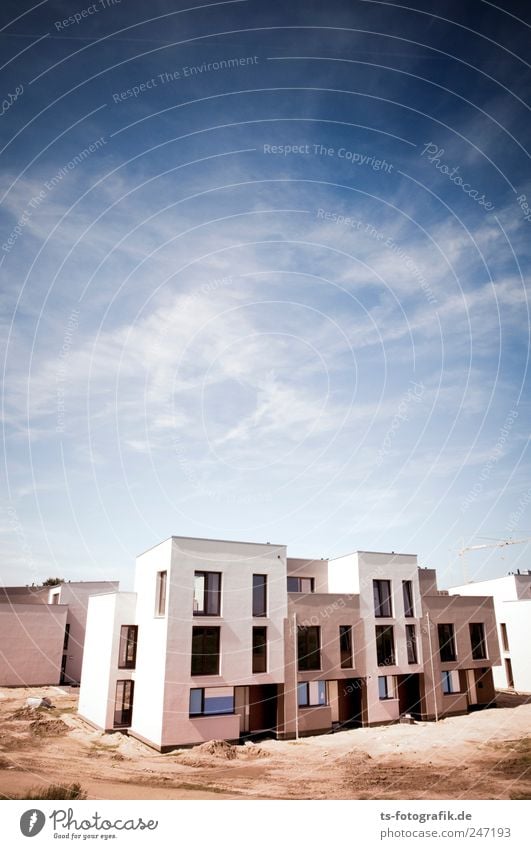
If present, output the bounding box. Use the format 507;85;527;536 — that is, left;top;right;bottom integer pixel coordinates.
1;0;530;589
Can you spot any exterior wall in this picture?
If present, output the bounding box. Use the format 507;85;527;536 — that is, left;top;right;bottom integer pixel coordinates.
287;558;329;593
129;537;288;749
449;575;531;693
0;603;67;686
78;593;136;730
52;582;119;684
420;593;500;719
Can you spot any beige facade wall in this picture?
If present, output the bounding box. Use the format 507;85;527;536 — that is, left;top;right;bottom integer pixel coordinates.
0;603;67;686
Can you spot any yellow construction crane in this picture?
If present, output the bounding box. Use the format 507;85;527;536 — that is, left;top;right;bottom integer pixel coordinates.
458;536;531;582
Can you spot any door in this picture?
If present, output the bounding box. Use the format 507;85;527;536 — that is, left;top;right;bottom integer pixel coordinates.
248;684;278;733
337;678;363;727
397;674;422;718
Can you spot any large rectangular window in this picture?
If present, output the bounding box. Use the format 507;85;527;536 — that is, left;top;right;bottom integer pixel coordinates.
441;670;460;694
470;623;487;660
252;626;267;673
287;576;315;593
339;625;353;668
297;681;327;707
297;626;321;671
373;580;393;617
118;625;138;669
406;624;418;664
191;626;220;676
402;580;414;617
155;570;167;617
500;623;509;652
193;571;221;616
375;625;395;666
438;623;457;662
189;686;234;716
252;574;267;617
378;675;394;700
114;680;134;728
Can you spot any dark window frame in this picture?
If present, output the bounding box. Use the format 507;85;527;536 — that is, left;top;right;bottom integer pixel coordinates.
406;623;418;664
500;622;509;652
287;576;315;593
118;625;138;670
297;625;321;671
63;623;70;652
193;571;222;616
402;580;414;617
155;570;167;617
252;626;267;673
297;681;327;707
373;580;393;617
191;626;221;676
378;675;393;700
252;574;267;618
114;679;134;728
375;625;396;666
339;624;353;668
189;686;235;717
441;669;456;694
438;623;457;662
469;622;487;660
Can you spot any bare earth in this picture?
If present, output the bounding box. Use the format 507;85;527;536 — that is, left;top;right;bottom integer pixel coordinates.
0;687;530;800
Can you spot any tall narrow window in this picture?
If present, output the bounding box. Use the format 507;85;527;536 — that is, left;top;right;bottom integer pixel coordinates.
155;570;167;617
505;658;514;689
63;623;70;651
469;623;487;660
252;574;267;617
297;626;321;671
438;623;457;662
118;625;138;669
402;581;414;617
373;580;392;617
191;626;220;675
339;625;353;668
193;571;221;616
406;624;418;664
114;680;134;727
378;675;394;700
375;625;395;666
252;627;267;673
500;623;509;652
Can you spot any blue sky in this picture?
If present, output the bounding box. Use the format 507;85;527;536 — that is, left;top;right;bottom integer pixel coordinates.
1;0;530;590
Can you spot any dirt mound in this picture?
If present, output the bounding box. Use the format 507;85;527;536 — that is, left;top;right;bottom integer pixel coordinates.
8;707;44;721
194;740;238;759
29;719;69;737
241;743;268;759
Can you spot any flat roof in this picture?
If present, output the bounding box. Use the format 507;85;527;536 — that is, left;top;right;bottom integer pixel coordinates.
138;535;287;557
331;549;418;559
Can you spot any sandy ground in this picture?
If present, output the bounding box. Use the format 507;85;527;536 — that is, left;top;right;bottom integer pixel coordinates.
0;687;530;800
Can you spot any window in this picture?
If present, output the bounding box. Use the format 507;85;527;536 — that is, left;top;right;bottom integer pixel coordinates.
118;625;138;669
375;625;395;666
470;623;487;660
378;675;394;700
406;624;418;664
252;574;267;617
373;580;393;617
441;670;460;694
297;681;327;707
500;623;509;652
438;623;457;662
505;658;514;689
193;571;221;616
287;576;315;593
297;626;321;671
191;626;220;675
402;580;414;617
189;686;234;716
252;627;267;673
339;625;353;668
155;570;167;617
51;592;60;605
114;680;134;727
63;623;70;652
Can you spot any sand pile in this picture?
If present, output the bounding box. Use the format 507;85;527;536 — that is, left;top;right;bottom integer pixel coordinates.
29;719;69;737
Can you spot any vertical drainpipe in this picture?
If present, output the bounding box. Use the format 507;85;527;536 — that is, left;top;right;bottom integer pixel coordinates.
293;612;299;740
426;610;439;722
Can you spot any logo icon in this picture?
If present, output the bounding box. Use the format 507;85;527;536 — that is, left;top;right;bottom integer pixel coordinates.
20;810;46;837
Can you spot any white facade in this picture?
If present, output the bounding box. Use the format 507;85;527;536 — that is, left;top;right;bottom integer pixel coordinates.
449;573;531;693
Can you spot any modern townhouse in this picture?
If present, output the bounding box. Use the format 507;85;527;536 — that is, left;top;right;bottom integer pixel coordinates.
78;537;501;750
449;571;531;693
0;581;118;686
